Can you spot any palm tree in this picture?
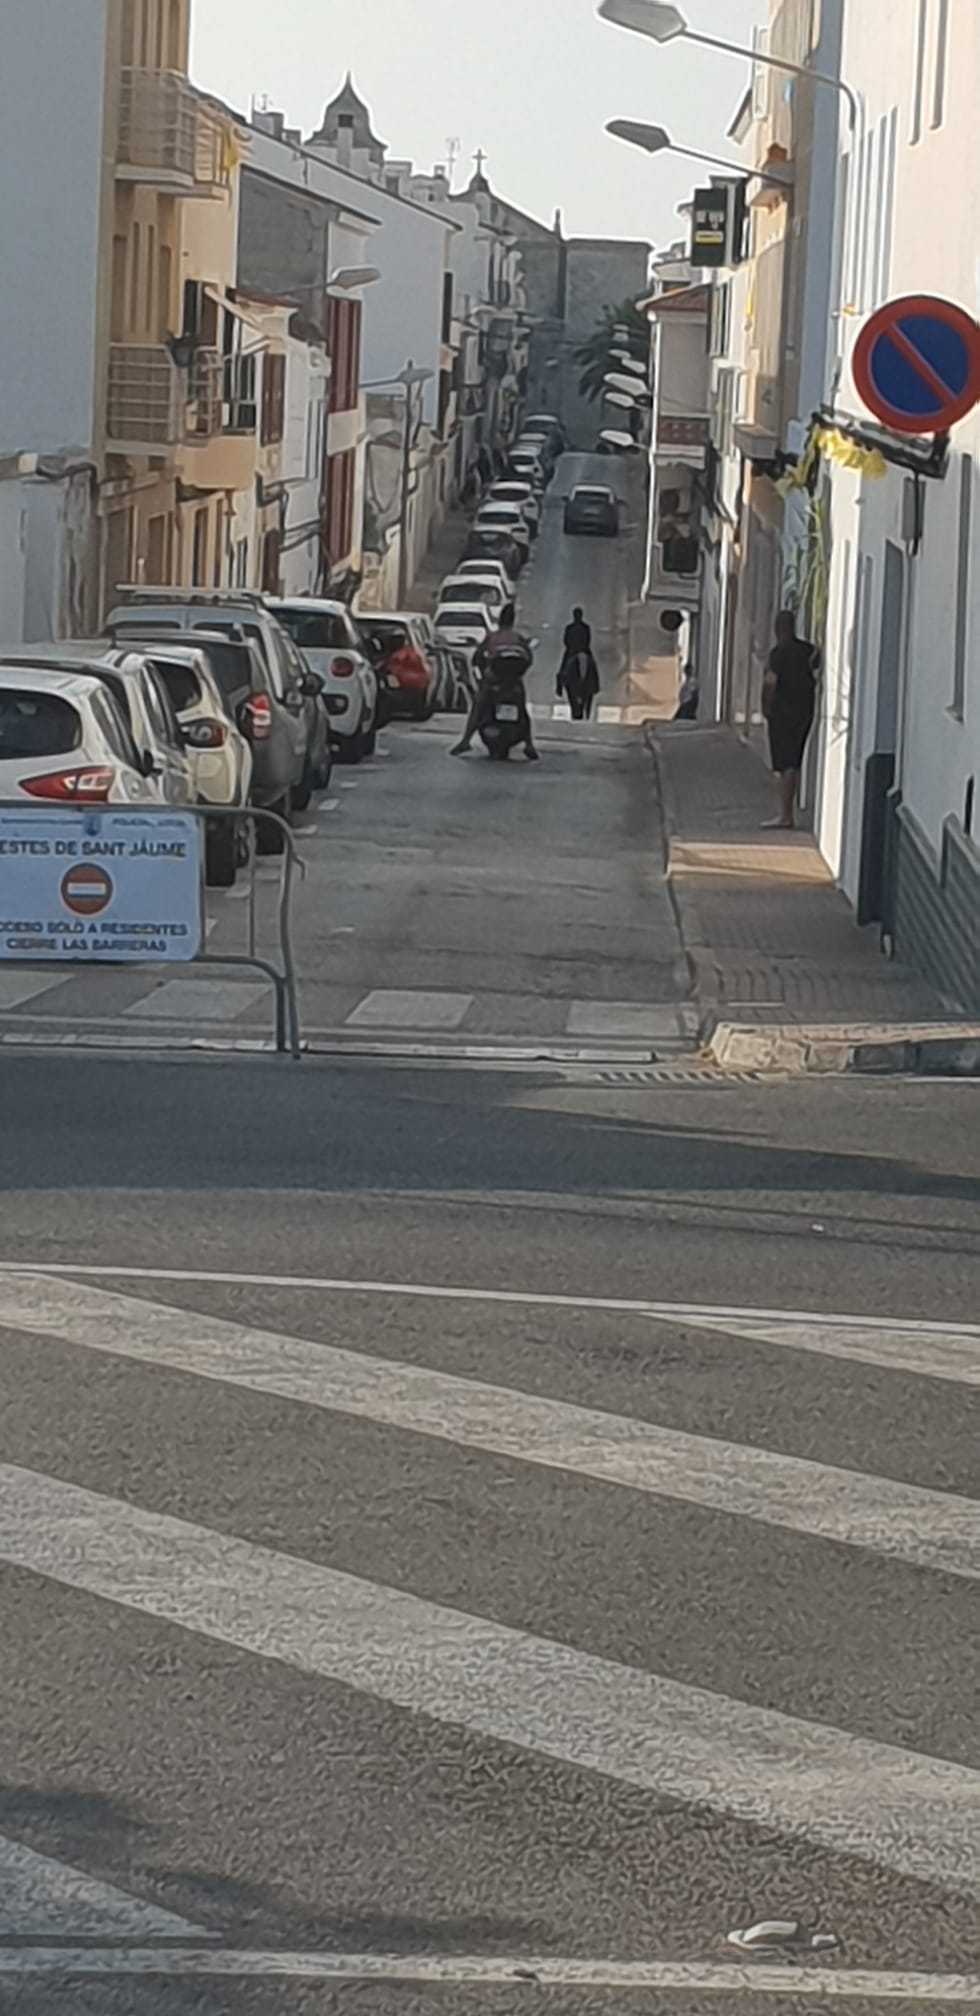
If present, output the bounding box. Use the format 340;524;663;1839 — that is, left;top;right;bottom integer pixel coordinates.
574;298;650;405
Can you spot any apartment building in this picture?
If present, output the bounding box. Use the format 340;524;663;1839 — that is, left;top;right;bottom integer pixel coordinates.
0;0;273;625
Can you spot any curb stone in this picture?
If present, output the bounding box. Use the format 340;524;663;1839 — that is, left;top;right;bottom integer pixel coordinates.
708;1022;980;1078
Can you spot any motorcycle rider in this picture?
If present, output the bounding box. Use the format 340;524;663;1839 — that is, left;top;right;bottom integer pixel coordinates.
450;603;540;759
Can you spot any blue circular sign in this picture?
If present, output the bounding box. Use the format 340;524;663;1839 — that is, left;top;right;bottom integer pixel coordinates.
853;295;980;436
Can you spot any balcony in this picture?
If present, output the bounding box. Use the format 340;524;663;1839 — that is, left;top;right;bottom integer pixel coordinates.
117;69;231;195
107;345;181;454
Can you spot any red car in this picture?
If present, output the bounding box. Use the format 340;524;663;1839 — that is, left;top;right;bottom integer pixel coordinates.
360;615;440;720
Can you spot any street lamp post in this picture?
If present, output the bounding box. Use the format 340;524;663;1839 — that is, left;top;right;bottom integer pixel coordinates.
597;0;858;132
606;120;793;192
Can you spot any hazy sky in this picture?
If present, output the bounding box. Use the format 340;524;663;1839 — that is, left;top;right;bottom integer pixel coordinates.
191;0;766;246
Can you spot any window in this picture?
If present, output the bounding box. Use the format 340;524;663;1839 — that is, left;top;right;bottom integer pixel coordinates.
0;692;81;760
931;0;950;127
224;350;258;432
111;235;128;342
911;0;928;142
275;608;351;651
326;297;362;413
709;282;732;359
152;658;201;714
129;223;142;335
91;688;143;771
145;223;156;334
157;243;172;341
261;353;286;445
952;452;972;720
192;507;210;585
442;271;454;346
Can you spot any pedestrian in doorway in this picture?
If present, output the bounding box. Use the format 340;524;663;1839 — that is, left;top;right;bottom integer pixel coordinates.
761;609;818;830
674;665;699;720
557;607;600;721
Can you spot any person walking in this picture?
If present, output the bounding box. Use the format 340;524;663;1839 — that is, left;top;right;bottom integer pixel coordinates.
557;607;600;721
761;609;818;830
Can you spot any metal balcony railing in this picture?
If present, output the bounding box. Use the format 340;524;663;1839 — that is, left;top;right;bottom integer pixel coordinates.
107;345;181;453
117;69;229;193
185;349;223;439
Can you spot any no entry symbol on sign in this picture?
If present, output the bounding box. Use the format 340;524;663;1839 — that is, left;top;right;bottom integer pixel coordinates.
853;294;980;436
61;863;114;918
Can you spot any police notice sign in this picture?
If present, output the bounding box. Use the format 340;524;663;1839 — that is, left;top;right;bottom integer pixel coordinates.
0;810;203;962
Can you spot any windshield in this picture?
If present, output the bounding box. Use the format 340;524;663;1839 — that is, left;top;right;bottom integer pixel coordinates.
436;609;486;628
273;608;351;653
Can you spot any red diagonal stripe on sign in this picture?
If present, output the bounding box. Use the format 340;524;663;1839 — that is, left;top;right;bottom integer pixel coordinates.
886;320;961;406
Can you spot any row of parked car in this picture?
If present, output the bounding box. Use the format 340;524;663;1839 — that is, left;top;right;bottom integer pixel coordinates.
0;585;476;889
432;415;566;656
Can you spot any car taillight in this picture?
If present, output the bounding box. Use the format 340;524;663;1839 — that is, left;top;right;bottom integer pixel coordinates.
243;694;272;741
20;768;115;803
332;656;355;678
185;718;229;749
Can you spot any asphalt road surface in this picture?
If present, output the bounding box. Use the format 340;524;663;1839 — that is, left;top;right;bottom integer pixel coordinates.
1;462;979;2015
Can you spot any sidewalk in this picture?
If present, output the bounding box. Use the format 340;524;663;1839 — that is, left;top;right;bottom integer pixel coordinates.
650;724;980;1075
408;504;471;615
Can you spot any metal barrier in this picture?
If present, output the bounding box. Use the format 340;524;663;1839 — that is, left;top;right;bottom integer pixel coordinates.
0;801;304;1059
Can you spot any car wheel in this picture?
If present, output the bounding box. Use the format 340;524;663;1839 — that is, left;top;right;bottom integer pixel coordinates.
291;771;313;814
205;819;237;889
362;718;378;757
339;720;368;763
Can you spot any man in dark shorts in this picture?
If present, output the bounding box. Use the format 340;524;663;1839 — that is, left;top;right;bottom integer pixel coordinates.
761;610;818;830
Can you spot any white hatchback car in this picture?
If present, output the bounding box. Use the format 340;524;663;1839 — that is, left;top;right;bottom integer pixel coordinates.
474;503;531;563
458;558;514;598
268;598;378;763
146;644;253;885
0;665;160;806
489;481;541;538
439;574;506;619
433;603;493;655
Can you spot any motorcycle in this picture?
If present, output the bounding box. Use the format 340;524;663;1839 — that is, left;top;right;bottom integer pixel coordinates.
478;646;535;761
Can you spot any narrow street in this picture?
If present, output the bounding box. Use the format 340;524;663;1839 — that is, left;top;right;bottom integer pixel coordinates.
0;457;688;1058
1;471;980;2016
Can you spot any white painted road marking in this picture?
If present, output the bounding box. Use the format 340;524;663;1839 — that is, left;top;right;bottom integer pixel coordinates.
346;989;474;1031
3;1264;977;1385
0;974;71;1010
2;1463;979;1894
0;1833;208;1940
566;1002;689;1040
2;1275;976;1581
125;981;268;1023
0;1951;976;2001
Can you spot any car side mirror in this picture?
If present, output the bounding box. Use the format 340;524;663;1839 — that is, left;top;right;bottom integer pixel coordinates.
300;673;321;698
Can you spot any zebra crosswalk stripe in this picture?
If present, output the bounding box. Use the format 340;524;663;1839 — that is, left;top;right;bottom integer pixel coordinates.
2;1458;979;1895
0;1832;208;1940
1;1274;976;1580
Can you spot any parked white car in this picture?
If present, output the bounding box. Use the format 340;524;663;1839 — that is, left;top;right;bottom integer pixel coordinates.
433;603;493;655
9;644;195;807
146;644;253;885
458;558;514;598
489;481;541;538
0;665;160;805
438;574;506;619
268;598;378;763
474;503;532;563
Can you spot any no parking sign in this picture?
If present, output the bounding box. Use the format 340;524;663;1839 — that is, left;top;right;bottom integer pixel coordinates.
853;295;980;436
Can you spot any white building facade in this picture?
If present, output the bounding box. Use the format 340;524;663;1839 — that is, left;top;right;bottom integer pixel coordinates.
817;0;980;1010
